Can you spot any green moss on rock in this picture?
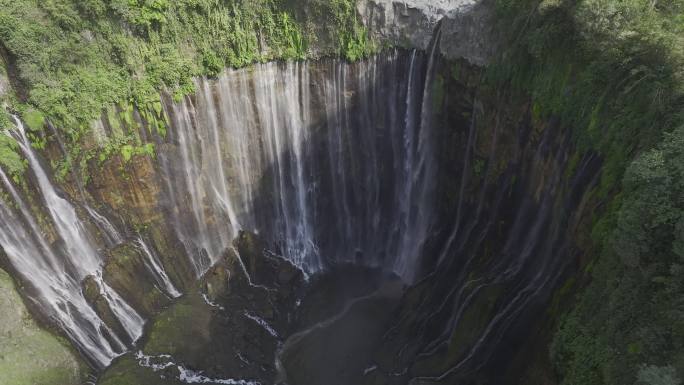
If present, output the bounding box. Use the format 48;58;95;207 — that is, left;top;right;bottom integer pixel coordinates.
144;293;212;356
0;268;86;385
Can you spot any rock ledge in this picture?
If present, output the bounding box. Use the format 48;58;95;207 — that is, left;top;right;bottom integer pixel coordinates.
358;0;496;65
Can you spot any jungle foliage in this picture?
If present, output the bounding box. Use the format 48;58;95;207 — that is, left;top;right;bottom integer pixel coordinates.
488;1;684;384
0;0;374;179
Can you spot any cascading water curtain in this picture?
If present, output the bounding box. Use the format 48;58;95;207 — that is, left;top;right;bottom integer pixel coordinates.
0;118;144;368
0;50;441;367
160;49;439;282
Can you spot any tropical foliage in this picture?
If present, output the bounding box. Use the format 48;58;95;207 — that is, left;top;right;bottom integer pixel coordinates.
0;0;373;178
489;1;684;384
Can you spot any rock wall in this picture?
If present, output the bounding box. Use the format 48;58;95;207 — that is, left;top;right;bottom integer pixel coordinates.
0;2;591;383
358;0;496;65
339;58;601;384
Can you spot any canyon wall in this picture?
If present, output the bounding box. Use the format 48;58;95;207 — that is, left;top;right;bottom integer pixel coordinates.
0;1;606;384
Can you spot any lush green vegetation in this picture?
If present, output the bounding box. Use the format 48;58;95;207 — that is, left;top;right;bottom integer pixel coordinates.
488;1;684;384
0;134;25;177
552;125;684;385
0;0;374;181
3;2;681;384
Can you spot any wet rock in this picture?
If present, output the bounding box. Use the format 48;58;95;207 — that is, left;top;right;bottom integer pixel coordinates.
143;293;212;359
82;275;131;348
98;354;183;385
146;223;197;290
103;242;171;316
101;232;305;385
234;230;304;289
358;0;496;65
87;147;162;224
202;263;231;301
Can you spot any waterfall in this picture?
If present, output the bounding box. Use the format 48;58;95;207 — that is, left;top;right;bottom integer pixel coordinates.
86;206;124;247
135;237;182;298
0;50;440;369
161;50;438;281
11;118;100;275
0;45;595;380
0;168;122;364
0;118;144;368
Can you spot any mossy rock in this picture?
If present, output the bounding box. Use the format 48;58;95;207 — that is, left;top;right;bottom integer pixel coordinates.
100;293;213;385
144;293;212;357
81;274;132;345
0;269;87;385
103;242;171;316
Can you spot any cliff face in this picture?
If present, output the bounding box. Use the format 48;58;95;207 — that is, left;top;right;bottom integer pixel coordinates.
0;2;606;385
7;52;600;385
358;0;496;65
358;59;600;384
